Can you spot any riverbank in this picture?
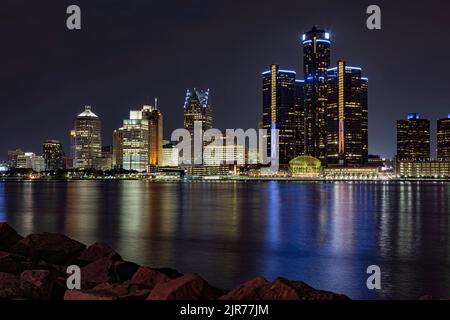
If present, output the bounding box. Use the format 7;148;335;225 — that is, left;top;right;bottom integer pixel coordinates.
0;223;349;300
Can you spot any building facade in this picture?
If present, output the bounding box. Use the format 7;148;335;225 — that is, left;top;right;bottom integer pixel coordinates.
437;114;450;161
326;61;366;166
43;140;64;171
183;89;213;133
122;110;149;172
142;103;163;166
262;64;298;166
302;27;331;162
162;143;179;167
396;113;430;161
112;128;124;169
73;106;102;170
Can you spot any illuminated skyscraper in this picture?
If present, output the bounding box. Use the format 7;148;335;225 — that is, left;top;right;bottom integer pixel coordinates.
437;114;450;161
73;106;102;170
43;140;64;171
112;128;123;169
294;79;305;157
183;89;213;133
122;110;149;172
302;26;331;161
361;77;369;163
326;61;366;166
397;113;430;161
142;100;163;166
262;64;297;165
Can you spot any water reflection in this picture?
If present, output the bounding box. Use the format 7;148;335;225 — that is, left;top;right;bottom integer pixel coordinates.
1;180;450;299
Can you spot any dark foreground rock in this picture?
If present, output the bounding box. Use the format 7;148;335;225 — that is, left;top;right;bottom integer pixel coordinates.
0;223;350;300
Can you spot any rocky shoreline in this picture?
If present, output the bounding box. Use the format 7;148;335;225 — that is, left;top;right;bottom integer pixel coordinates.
0;223;349;300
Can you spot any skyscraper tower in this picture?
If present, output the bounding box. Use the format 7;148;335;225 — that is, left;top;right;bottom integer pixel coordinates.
73;106;102;170
397;113;430;161
437;114;450;161
294;79;305;158
122;110;149;172
302;26;331;161
183;89;213;133
142;98;163;166
262;64;297;165
326;61;366;166
43;140;64;171
361;77;369;164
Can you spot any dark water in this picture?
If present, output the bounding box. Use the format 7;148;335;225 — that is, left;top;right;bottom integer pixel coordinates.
1;180;450;299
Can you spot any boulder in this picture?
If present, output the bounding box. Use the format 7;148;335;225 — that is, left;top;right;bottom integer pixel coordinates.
152;267;183;279
10;233;86;265
0;272;39;300
0;251;34;275
147;273;222;300
124;266;170;289
113;261;140;283
220;277;269;300
258;278;349;300
81;257;115;289
0;223;23;251
75;242;122;266
20;270;55;299
64;283;128;301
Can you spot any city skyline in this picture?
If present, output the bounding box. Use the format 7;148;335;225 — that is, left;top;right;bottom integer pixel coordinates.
2;0;450;160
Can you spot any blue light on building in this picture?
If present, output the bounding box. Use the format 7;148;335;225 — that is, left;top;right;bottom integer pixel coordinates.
407;113;420;120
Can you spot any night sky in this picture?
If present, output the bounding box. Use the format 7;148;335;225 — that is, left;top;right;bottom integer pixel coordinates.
1;0;450;160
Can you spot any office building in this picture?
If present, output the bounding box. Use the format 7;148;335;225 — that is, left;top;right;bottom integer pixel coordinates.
112;128;124;169
326;61;366;166
7;149;24;168
183;89;213;133
262;64;297;165
16;152;45;172
122;110;149;172
162;143;179;167
43;140;64;171
302;26;331;161
142;101;163;166
73;106;102;170
437;114;450;161
396;113;430;161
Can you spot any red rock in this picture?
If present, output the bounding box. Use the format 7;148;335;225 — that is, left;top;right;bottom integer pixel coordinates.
0;251;34;275
147;273;222;300
124;266;170;289
10;233;86;265
0;223;23;251
119;288;151;300
20;270;55;299
152;267;184;279
64;289;118;300
113;261;140;282
75;242;122;266
219;277;269;300
81;257;115;289
0;272;39;300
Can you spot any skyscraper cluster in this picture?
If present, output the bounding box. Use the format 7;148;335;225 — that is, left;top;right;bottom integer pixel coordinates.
262;27;369;167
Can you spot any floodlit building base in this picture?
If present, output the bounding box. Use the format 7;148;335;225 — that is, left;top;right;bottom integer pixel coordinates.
396;161;450;178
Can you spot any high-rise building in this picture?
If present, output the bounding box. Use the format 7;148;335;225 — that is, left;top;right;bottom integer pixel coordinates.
43;140;64;171
122;110;149;172
73;106;102;170
361;77;369;163
294;80;305;157
112;128;124;169
162;143;179;167
7;149;24;168
262;64;297;165
302;26;331;161
16;152;45;172
397;113;430;161
183;89;213;133
183;89;213;164
326;61;366;166
437;114;450;161
142;100;163;166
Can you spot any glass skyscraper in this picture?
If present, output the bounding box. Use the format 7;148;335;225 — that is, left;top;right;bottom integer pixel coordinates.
43;140;64;171
73;106;102;170
437;114;450;161
302;26;331;162
397;113;430;161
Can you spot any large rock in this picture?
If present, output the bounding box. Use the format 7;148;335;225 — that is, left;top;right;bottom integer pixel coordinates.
258;278;349;300
220;277;269;300
0;272;39;300
63;282;151;301
124;266;170;290
0;223;23;251
10;233;86;265
0;251;34;275
75;242;122;266
81;257;115;289
113;261;140;283
147;273;222;300
20;270;55;300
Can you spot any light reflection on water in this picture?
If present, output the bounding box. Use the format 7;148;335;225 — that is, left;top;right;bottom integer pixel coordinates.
1;180;450;299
